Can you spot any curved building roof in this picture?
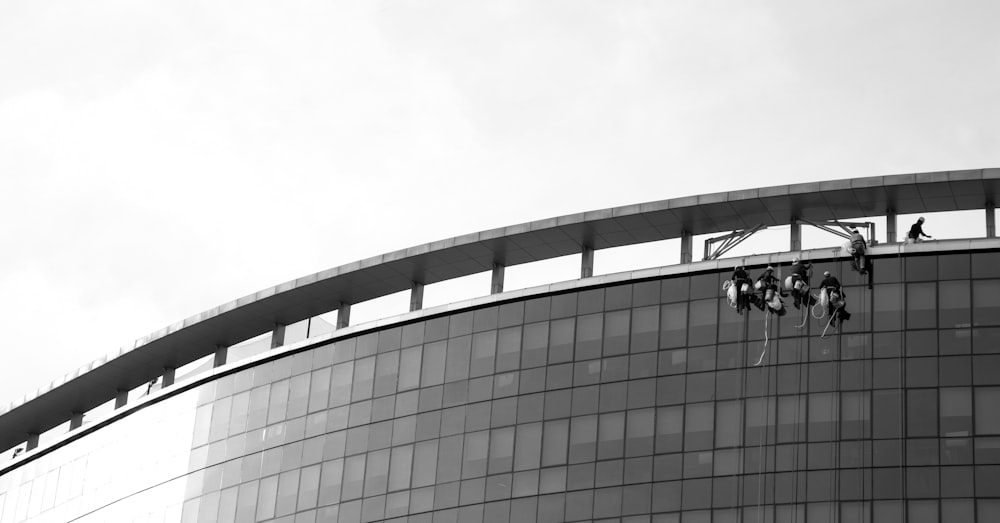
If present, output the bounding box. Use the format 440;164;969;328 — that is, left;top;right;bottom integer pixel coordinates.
2;168;998;452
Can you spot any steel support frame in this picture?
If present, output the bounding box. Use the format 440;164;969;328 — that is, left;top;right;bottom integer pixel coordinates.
796;217;877;245
703;224;766;261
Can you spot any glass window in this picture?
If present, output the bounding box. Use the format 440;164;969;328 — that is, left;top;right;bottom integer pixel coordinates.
341;454;365;500
514;423;543;471
748;396;778;445
411;440;438;488
374;352;399;398
604;310;631;356
522;322;549;368
473;306;498;333
525;296;552;322
685;372;715;403
576;313;604;360
579;288;605;314
973;280;1000;326
364;449;390;497
973;252;1000;278
629;353;658;381
939;253;971;280
598;412;626;460
488;427;514;474
873;284;903;331
397;346;421;391
688;299;718;346
907;282;937;329
498;301;524;328
601;357;629;383
939;280;971;329
606;284;632;310
437;434;464;483
551;293;577;319
940;387;972;437
420;341;446;387
685;402;714;451
549;318;575;364
542;419;569;466
424;316;449;342
496;326;522;372
445;335;471;382
569;415;598;463
976;388;1000;434
841;391;870;440
470;331;497;378
873;390;903;438
626;408;655;457
715;401;742;448
388;445;413;492
296;465;321;511
660;302;687;349
267;379;290;424
906;256;937;281
690;273;719;299
463;430;489;479
572;385;599;416
631;305;659;353
907;389;938;437
402;321;425;348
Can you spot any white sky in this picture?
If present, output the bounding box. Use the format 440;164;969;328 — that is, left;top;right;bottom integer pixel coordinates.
2;1;999;406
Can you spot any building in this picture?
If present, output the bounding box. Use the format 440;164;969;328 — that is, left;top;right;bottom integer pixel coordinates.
1;170;999;523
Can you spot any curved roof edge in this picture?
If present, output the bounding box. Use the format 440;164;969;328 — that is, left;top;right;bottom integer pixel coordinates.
2;169;998;452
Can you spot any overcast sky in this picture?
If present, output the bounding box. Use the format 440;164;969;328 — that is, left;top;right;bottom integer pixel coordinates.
2;1;999;406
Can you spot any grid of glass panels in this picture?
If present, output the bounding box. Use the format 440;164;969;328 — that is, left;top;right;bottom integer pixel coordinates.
3;251;1000;523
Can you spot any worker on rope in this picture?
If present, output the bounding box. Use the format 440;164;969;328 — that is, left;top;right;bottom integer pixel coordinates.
729;264;752;314
819;270;851;328
849;228;868;274
755;265;785;315
787;258;813;309
906;216;932;244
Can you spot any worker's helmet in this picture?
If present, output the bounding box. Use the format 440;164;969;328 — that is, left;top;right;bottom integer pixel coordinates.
851;228;859;233
792;258;799;264
918;216;925;223
824;271;831;276
766;265;773;270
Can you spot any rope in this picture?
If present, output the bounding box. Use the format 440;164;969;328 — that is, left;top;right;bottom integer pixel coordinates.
754;313;769;366
796;295;809;329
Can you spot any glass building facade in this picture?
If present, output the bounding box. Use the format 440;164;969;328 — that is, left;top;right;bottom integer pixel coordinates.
3;250;1000;523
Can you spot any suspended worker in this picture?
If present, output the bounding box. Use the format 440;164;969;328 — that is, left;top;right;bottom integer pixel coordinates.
819;270;851;328
788;258;813;308
730;265;751;314
756;265;784;314
850;228;868;274
907;217;932;243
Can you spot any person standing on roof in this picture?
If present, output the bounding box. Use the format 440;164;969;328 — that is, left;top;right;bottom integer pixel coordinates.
907;217;932;243
850;228;868;273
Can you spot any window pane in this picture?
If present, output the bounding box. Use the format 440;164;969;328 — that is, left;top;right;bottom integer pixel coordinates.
976;388;1000;434
576;313;604;360
522;322;549;368
626;408;655;457
939;280;971;329
542;419;569;466
660;302;687;349
604;310;631;356
569;416;598;463
514;423;543;471
685;402;714;451
398;347;421;391
688;299;718;346
470;331;497;378
907;283;937;329
598;412;625;459
420;342;446;387
715;401;742;448
973;280;1000;326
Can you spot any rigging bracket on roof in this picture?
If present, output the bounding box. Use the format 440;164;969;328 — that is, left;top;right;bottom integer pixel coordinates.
703;224;766;260
795;218;877;245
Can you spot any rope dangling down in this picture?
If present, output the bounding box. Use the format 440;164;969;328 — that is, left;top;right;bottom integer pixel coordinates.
753;312;770;366
820;304;843;339
795;298;809;329
811;294;826;319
